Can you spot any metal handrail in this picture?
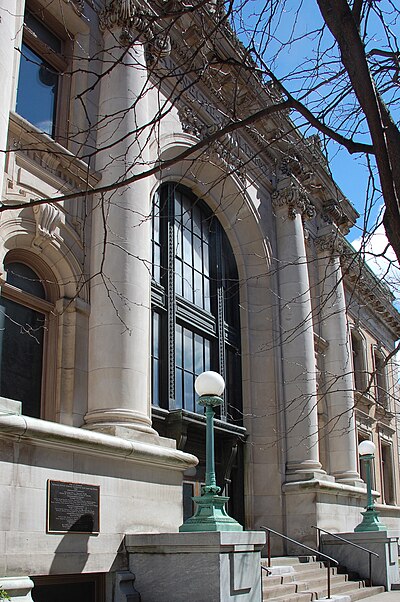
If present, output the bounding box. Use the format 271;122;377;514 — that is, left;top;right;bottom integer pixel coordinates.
312;525;379;587
260;526;338;599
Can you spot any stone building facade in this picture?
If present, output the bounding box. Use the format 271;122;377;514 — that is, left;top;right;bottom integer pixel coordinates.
0;0;399;600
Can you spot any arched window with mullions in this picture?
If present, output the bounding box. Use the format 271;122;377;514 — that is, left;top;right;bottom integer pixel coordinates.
151;183;243;423
0;258;55;418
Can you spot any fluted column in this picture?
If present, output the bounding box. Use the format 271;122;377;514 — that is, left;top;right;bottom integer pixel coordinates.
0;0;18;200
273;181;325;481
315;230;361;484
86;2;158;436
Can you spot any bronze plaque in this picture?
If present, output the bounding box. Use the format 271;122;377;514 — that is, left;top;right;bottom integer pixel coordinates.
47;480;100;534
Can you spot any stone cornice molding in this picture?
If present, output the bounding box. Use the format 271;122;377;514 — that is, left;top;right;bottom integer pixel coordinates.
99;0;171;55
272;183;316;221
342;239;400;337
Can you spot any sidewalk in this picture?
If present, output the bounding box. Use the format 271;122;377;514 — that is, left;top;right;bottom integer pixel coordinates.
351;592;400;601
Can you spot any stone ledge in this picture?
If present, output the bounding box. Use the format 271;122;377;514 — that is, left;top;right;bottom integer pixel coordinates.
0;414;197;471
125;531;266;554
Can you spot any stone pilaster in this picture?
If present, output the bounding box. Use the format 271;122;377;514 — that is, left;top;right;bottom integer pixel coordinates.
0;0;18;201
272;181;325;481
86;1;157;437
315;229;361;485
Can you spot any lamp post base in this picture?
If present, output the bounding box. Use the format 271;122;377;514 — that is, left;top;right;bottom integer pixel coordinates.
179;494;243;532
354;508;387;532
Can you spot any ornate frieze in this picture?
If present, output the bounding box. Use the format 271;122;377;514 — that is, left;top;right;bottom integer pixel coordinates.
271;184;316;221
178;105;246;182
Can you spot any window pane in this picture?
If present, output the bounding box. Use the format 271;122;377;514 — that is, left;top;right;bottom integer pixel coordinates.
6;263;45;298
175;259;182;296
192;205;202;237
183;227;192;264
0;297;44;417
184;371;194;412
175;367;183;409
176;324;183;368
152;312;160;406
203;277;210;312
193;235;202;271
16;43;58;136
194;270;203;308
194;334;204;375
25;11;62;53
183;262;192;301
183;327;193;372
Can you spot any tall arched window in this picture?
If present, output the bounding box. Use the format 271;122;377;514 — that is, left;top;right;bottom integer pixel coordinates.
0;258;54;417
151;183;242;422
351;329;367;392
374;348;388;407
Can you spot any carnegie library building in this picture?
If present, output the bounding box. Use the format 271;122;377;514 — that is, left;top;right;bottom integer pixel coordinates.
0;0;399;600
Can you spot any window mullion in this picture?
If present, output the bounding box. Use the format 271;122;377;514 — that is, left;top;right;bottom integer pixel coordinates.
167;185;176;409
215;223;227;418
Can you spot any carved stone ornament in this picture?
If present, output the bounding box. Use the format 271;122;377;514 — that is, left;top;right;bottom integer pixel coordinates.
65;0;84;15
99;0;171;55
271;186;316;221
314;231;345;256
32;202;61;249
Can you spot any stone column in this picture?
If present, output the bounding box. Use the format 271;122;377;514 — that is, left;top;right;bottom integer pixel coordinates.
272;181;325;481
0;0;18;200
86;3;157;437
315;229;361;484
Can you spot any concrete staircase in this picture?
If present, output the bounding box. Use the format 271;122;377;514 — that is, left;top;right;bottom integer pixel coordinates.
262;557;385;602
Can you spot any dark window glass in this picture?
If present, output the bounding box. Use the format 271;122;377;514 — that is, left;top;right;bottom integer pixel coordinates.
6;262;46;298
32;581;95;602
0;297;44;417
151;184;242;422
25;11;62;53
374;351;388;406
183;481;195;522
152;312;161;407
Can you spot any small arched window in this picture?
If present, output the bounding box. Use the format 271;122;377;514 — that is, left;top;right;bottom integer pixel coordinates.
0;258;54;417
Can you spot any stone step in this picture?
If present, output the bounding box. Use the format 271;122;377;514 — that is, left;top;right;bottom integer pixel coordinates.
263;569;346;588
347;586;386;601
262;557;385;602
264;592;315;602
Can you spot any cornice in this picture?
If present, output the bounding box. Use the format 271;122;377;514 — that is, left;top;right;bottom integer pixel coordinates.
7;112;101;195
342;238;400;337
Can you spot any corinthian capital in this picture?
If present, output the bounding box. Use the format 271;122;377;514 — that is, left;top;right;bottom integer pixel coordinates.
272;185;316;221
99;0;171;55
315;231;345;256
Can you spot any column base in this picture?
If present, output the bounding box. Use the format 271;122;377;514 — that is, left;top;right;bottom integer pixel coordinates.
285;460;332;483
333;471;364;487
83;409;164;445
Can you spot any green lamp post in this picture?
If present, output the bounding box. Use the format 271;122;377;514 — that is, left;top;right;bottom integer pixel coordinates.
179;371;243;532
355;440;386;532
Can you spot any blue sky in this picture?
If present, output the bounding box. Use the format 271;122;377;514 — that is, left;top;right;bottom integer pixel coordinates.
232;0;400;301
